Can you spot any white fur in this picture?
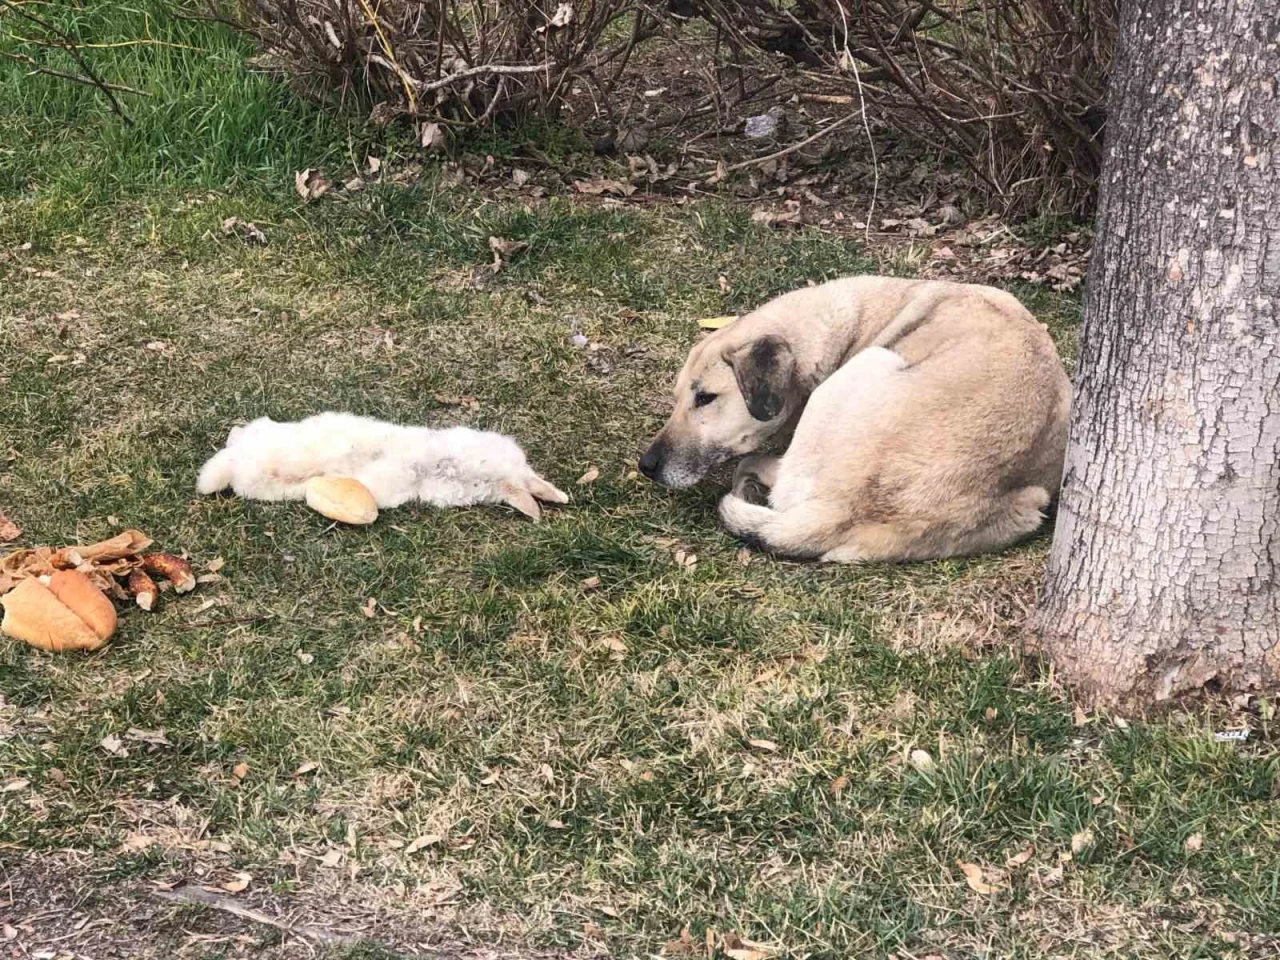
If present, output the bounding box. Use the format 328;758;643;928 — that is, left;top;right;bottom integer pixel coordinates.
196;412;568;517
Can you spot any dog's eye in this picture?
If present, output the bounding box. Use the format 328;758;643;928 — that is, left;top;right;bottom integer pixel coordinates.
694;391;718;408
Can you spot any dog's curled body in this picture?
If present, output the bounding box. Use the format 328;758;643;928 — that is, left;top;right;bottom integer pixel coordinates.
197;412;568;519
641;276;1072;562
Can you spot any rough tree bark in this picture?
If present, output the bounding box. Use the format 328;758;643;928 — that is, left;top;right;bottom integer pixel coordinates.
1036;0;1280;709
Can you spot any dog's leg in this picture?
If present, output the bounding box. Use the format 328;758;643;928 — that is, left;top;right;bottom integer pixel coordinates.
946;485;1051;556
731;454;781;505
717;494;843;559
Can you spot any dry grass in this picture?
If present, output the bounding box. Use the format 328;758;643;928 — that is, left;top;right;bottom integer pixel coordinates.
2;182;1276;960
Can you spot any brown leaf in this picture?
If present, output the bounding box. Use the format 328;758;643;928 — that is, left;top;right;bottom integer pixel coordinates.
1073;704;1088;726
99;734;128;758
829;775;849;796
957;860;1004;894
220;872;252;894
1184;832;1203;853
573;178;636;198
420;122;448;153
294;760;318;776
488;235;528;273
118;833;156;853
361;597;377;618
582;921;603;939
746;738;778;753
0;510;21;543
220;217;267;245
231;762;249;782
404;833;442;855
2;778;29;793
320;848;343;868
600;634;627;659
126;727;172;747
1006;844;1034;867
294;168;331;202
735;547;753;566
576;466;600;485
580;576;601;591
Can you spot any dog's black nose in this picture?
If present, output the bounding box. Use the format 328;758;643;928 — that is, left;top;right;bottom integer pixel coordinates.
638;443;665;480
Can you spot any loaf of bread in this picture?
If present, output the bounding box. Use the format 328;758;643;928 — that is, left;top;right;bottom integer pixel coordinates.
305;476;379;525
1;571;117;652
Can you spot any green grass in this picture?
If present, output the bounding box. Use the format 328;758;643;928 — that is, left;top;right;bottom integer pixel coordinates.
1;8;1277;960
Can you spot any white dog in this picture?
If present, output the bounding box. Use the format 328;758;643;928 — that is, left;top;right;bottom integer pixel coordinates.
196;412;569;520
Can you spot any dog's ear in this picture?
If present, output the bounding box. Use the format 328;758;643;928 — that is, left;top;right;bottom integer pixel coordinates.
500;482;542;521
526;474;570;504
723;336;796;422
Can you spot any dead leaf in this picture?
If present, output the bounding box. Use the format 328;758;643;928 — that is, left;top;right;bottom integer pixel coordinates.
1071;828;1095;855
751;209;802;228
830;775;849;796
2;778;29;792
0;510;21;542
295;650;314;665
746;738;778;753
573;178;636;198
220;217;267;245
735;547;752;566
984;707;998;722
364;155;382;176
512;168;531;187
908;748;937;775
294;168;332;202
673;548;698;570
361;597;377;618
548;1;574;26
207;557;225;574
488;235;528;273
118;833;157;853
698;315;737;330
294;760;318;776
125;727;172;747
1006;845;1034;867
320;848;343;868
1184;832;1203;853
600;635;627;659
1073;704;1088;726
231;762;249;781
582;921;603;938
99;734;128;758
420;122;448;153
1041;864;1064;886
404;833;442;855
220;872;252;894
580;576;601;590
577;466;600;485
957;860;1004;894
722;933;775;960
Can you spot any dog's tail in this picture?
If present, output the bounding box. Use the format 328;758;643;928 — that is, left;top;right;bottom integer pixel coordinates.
196;450;234;495
718;494;839;560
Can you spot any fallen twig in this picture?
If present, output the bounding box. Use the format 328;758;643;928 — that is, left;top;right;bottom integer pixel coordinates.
0;0;141;124
150;884;360;946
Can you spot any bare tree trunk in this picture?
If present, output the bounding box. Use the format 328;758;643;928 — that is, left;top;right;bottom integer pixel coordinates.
1035;0;1280;709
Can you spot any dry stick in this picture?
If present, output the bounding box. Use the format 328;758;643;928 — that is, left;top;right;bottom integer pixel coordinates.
717;110;860;176
834;0;879;239
0;0;138;124
150;885;359;946
0;51;150;97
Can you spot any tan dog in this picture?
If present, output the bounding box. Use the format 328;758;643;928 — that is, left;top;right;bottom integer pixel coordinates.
638;276;1071;562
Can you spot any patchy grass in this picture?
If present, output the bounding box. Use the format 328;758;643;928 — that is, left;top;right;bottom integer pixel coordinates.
1;10;1277;960
2;181;1276;959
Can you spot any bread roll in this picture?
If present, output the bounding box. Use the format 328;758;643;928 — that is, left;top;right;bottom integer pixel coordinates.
305;476;379;525
47;570;118;641
1;578;107;652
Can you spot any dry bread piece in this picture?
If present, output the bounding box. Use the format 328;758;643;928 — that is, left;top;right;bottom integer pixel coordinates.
46;570;117;641
1;576;111;652
305;477;379;525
